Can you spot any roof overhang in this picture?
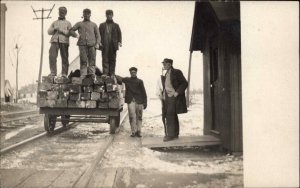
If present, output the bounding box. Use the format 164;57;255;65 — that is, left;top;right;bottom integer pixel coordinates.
210;1;240;21
190;1;240;52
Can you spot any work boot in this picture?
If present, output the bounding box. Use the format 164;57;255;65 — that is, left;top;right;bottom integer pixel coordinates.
48;73;56;77
163;136;171;142
91;74;97;82
130;132;136;137
136;131;142;138
163;136;177;142
61;74;67;79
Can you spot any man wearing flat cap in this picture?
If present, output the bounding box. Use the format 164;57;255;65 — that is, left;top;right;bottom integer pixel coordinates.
116;67;147;137
48;7;77;77
156;58;188;142
99;9;122;76
70;8;100;78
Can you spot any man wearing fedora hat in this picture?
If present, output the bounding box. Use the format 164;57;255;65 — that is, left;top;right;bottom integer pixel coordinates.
116;67;147;137
157;58;188;142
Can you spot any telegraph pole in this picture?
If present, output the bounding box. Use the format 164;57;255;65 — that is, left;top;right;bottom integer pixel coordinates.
31;4;55;93
14;43;21;103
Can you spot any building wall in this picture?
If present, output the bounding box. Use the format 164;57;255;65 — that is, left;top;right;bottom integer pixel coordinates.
1;3;7;103
220;27;242;152
202;14;242;152
203;34;211;135
217;32;232;151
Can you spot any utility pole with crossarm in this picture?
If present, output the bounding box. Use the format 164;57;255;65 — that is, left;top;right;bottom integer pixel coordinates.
31;4;55;94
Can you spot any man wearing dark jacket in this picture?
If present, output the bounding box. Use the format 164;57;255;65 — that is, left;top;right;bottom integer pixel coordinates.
116;67;147;137
157;58;188;142
99;9;122;76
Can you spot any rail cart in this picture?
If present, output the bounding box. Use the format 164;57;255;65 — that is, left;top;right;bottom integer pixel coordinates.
39;106;123;134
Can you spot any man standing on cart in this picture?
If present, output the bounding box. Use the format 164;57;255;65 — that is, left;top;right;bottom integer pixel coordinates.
71;8;101;78
48;7;77;77
99;9;122;77
116;67;147;137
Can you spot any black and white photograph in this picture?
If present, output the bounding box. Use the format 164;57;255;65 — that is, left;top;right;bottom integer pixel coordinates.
0;1;298;187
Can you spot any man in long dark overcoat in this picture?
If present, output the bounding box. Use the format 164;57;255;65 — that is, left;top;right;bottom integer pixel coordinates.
157;58;188;142
99;9;122;76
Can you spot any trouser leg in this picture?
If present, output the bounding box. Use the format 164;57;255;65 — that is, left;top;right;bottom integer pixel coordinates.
59;43;69;76
165;95;179;137
102;50;109;75
49;43;59;75
108;49;117;76
79;46;88;77
128;101;137;134
87;46;96;75
174;114;179;136
136;103;144;132
161;99;167;136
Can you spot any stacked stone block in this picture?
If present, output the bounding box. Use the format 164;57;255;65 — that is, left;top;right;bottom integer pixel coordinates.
37;75;123;109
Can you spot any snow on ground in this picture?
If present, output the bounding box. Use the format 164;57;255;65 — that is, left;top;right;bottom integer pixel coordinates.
101;94;243;175
61;122;110;140
18;97;37;104
143;94;203;137
5;123;41;140
1;93;242;177
0;122;111;170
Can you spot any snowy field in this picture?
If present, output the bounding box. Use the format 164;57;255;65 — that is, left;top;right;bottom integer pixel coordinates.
143;94;203;137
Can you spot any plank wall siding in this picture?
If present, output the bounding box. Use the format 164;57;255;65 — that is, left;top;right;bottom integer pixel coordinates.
199;3;242;152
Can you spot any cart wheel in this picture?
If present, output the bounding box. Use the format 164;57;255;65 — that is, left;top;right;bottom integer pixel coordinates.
44;114;56;133
109;117;116;134
116;115;120;127
61;115;70;127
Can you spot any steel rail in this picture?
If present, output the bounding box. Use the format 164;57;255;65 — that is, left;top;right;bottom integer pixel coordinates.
0;110;128;155
0;123;70;154
73;109;128;188
0;109;38;117
1;114;41;124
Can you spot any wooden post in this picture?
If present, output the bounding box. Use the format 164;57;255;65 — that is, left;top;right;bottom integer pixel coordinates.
16;45;19;103
186;52;193;107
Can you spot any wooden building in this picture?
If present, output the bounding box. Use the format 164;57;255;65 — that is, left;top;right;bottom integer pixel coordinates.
4;80;13;102
190;1;242;152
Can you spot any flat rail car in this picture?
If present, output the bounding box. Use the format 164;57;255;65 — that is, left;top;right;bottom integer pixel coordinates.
37;75;124;134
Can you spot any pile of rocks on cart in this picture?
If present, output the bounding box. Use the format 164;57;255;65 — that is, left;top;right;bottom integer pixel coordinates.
37;75;123;109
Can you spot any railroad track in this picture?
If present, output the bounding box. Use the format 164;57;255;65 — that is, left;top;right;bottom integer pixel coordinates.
0;109;128;155
73;109;128;187
0;109;40;125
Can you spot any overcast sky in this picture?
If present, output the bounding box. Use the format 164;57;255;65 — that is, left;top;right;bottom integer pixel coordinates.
3;1;203;97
